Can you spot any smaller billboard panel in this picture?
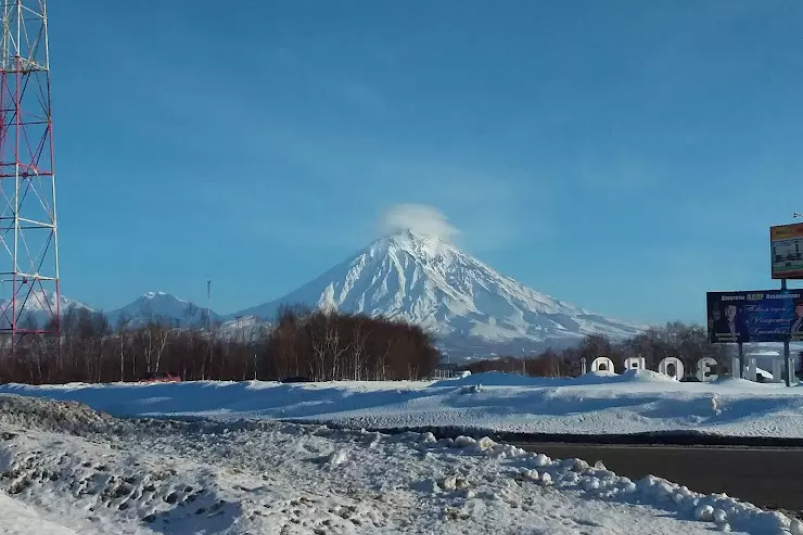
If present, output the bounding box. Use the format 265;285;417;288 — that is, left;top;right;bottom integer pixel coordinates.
707;290;803;344
771;223;803;279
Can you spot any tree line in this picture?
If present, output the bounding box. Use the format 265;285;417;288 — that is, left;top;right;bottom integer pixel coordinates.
0;305;439;385
461;321;731;378
0;311;730;385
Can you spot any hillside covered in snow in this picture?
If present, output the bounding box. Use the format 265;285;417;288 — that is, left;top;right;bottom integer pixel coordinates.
103;291;218;329
235;230;644;356
0;290;90;330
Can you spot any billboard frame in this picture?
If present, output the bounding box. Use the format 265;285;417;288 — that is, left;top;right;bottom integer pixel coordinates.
706;290;803;345
706;218;803;387
770;222;803;280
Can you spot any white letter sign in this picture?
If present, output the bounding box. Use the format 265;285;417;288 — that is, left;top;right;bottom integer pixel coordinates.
658;357;684;380
695;357;718;382
624;356;646;371
590;356;615;373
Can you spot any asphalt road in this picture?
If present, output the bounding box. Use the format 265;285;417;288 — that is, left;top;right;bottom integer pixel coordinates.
515;443;803;513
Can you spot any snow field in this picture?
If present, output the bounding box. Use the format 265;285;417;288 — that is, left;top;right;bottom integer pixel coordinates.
0;394;797;534
7;370;803;438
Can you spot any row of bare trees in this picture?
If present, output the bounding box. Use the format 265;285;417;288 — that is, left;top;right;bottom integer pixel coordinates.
462;322;730;378
265;306;438;381
0;306;440;385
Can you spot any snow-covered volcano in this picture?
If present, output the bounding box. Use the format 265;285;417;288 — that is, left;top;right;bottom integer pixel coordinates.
1;232;644;357
234;230;644;356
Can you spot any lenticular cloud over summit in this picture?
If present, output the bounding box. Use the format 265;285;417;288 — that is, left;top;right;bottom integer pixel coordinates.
379;203;459;241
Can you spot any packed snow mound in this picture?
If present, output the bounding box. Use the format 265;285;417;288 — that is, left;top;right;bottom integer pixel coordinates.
0;395;794;534
0;394;119;435
435;372;549;387
606;369;678;383
233;230;644;357
439;370;675;389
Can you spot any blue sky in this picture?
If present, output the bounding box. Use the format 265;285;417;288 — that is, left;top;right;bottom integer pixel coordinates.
47;0;803;323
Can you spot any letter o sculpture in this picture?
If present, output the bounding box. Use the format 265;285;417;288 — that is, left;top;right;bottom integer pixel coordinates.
590;356;615;373
624;356;646;371
658;357;685;380
695;357;718;382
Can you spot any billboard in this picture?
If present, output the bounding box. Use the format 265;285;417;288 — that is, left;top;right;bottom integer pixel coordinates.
707;290;803;344
771;223;803;279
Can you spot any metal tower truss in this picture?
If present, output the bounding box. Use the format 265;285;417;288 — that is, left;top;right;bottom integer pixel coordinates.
0;0;59;347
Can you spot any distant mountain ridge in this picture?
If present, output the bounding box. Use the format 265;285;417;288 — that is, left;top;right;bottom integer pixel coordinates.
11;231;646;358
103;291;218;329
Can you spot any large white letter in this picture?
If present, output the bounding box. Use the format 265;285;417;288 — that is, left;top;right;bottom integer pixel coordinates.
695;357;719;382
590;356;615;373
772;359;783;383
730;356;741;379
624;356;646;371
658;357;685;380
744;357;757;382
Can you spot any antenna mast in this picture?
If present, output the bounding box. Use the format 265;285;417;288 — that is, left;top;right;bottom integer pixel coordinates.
0;0;60;354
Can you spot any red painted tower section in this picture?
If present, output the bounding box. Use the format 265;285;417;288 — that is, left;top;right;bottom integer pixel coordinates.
0;0;60;354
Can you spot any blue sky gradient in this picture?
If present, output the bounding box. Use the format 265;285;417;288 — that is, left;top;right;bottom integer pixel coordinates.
48;1;803;323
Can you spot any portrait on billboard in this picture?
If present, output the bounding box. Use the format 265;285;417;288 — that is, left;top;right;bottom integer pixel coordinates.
710;302;750;343
707;291;803;344
790;298;803;342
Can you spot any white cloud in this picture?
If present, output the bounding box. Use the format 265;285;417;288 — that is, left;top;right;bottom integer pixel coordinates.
379;203;460;241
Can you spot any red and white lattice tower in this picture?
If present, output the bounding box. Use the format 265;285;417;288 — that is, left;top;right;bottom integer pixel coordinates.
0;0;60;352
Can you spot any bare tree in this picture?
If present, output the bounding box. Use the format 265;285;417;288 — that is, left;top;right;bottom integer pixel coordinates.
351;320;369;381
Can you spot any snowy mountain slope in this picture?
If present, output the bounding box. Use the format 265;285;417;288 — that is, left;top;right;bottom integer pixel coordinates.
0;290;90;329
104;291;218;328
234;230;644;355
2;232;644;356
0;289;220;331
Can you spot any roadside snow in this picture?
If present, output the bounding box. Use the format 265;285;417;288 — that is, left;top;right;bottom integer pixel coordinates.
5;371;803;438
0;394;793;534
0;493;80;534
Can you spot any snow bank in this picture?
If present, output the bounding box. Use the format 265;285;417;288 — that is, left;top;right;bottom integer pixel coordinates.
0;493;80;535
0;394;120;434
0;394;793;534
434;369;673;388
3;371;803;438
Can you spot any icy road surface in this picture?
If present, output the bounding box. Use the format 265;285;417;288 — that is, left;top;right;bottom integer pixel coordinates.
0;394;800;534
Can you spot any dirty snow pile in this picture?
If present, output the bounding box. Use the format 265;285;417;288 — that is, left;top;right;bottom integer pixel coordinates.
7;370;803;438
0;394;800;535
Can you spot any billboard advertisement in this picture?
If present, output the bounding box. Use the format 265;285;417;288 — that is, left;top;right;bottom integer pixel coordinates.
707;290;803;344
771;223;803;279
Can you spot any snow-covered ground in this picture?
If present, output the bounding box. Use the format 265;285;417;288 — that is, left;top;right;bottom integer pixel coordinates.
4;370;803;438
1;393;799;535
